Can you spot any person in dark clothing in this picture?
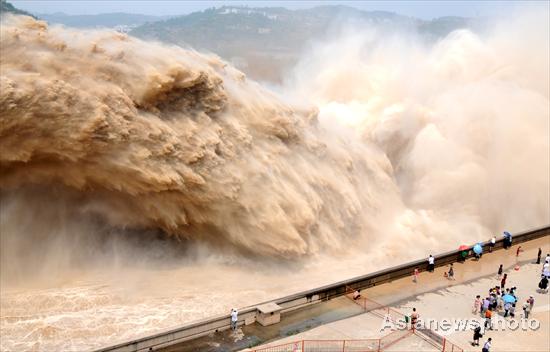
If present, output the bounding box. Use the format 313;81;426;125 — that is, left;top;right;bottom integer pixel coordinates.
503;231;512;249
497;264;503;277
501;273;507;289
472;325;482;346
510;303;516;318
538;276;548;293
410;308;419;330
537;248;542;264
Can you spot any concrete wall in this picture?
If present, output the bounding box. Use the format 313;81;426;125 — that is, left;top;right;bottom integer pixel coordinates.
95;225;549;352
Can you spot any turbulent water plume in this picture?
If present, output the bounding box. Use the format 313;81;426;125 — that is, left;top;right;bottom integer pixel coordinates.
1;11;549;270
286;8;550;245
0;15;400;270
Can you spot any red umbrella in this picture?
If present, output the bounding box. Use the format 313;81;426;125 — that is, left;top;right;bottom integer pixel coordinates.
458;245;469;251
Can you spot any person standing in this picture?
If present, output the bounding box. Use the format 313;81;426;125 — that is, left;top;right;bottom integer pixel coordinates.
482;297;490;314
510;303;516;318
538;276;548;293
448;264;455;280
472;325;482;346
496;293;503;311
516;246;522;257
501;273;507;289
528;295;535;310
491;294;498;312
536;248;542;264
484;308;493;330
503;231;512;249
502;231;509;249
230;308;238;331
410;308;419;330
522;301;531;319
428;255;435;272
504;301;511;317
489;236;496;253
473;295;482;314
413;268;419;283
497;264;503;278
482;338;492;352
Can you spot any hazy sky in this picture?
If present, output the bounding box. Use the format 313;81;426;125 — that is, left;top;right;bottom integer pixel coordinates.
10;1;546;20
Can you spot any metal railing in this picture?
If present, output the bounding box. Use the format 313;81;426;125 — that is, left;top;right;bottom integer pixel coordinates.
252;331;413;352
343;289;463;352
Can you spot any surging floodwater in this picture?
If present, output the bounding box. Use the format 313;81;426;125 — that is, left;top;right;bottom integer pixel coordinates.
1;9;549;351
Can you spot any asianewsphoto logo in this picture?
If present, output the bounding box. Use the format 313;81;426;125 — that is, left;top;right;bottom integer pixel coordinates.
380;315;541;335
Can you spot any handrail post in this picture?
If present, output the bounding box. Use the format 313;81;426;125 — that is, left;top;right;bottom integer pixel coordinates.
342;340;346;352
377;338;381;352
442;338;446;352
301;340;304;352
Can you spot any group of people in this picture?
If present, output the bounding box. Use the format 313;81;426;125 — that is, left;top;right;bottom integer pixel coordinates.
470;260;540;351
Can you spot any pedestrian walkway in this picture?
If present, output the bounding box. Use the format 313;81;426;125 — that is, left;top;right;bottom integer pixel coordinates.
248;238;548;352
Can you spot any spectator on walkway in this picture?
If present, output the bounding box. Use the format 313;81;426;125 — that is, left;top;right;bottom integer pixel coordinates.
516;246;522;257
503;232;512;249
472;325;482;346
504;302;512;318
489;236;496;252
428;255;435;272
546;253;550;263
353;290;361;300
230;308;238;331
482;297;490;314
413;268;419;283
491;294;498;312
510;303;516;318
522;301;531;319
484;308;493;330
536;248;542;264
496;294;503;311
410;308;419;330
501;274;507;289
448;264;455;280
497;264;503;278
473;295;482;314
538;276;548;293
528;295;535;310
482;338;492;352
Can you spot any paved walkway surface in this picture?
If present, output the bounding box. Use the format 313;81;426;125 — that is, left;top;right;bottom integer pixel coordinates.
160;237;549;352
247;237;549;352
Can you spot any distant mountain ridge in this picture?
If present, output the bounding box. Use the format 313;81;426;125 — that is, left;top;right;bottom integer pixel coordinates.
1;2;485;82
130;5;483;82
37;12;172;29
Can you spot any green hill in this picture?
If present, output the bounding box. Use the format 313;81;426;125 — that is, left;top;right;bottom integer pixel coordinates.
0;0;36;18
